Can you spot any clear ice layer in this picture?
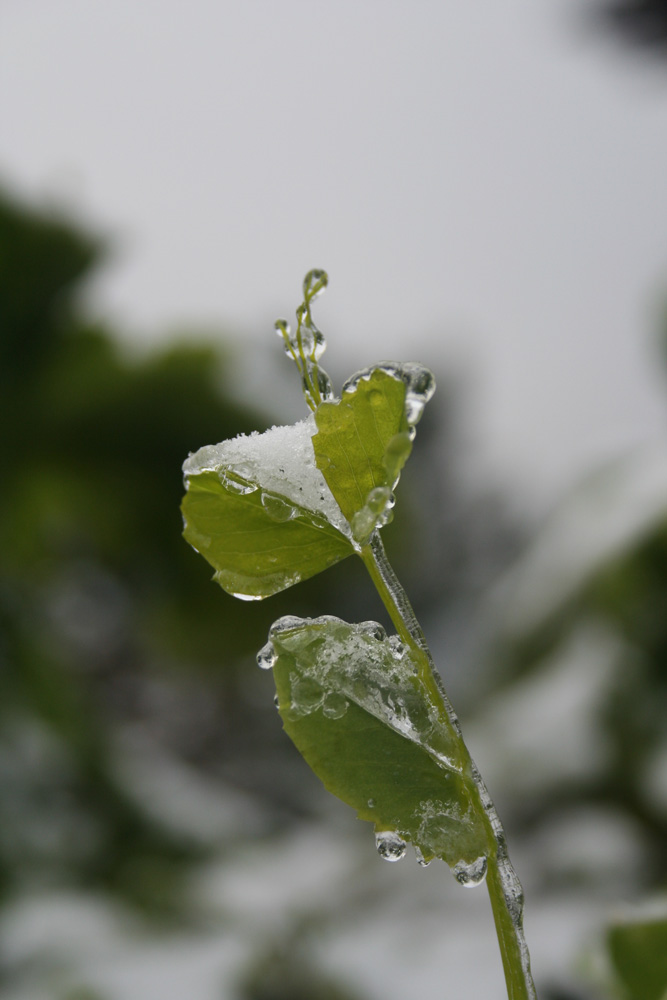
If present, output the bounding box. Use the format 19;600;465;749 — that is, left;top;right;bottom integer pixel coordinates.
260;614;491;872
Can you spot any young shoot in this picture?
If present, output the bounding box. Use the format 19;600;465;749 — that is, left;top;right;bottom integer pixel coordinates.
181;271;538;1000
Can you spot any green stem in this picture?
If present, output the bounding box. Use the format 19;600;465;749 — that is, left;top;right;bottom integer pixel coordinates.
360;532;537;1000
486;852;534;1000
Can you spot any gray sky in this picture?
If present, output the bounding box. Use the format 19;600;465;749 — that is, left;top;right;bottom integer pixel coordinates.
2;0;667;510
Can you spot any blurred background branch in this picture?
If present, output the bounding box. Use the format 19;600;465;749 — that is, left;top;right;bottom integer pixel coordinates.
594;0;667;57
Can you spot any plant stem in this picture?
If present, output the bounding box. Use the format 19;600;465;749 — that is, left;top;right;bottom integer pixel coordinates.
360;532;537;1000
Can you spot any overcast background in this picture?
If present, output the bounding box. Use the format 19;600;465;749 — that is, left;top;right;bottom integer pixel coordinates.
2;0;667;512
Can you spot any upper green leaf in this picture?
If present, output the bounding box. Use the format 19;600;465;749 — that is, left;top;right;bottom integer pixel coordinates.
181;273;436;597
313;364;434;545
261;614;491;871
182;417;354;599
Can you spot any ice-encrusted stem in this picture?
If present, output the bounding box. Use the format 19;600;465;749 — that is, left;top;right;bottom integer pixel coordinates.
360;532;537;1000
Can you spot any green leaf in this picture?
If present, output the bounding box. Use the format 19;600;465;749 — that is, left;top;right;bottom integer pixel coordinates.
313;365;434;545
262;614;491;870
607;915;667;1000
181;417;354;599
182;472;352;599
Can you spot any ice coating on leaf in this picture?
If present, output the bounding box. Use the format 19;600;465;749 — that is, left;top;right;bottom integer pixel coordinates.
343;361;436;427
268;615;460;766
260;493;298;522
265;614;490;869
218;471;258;495
183;414;350;538
351;486;396;546
313;366;426;540
414;845;432;867
413;798;480;863
322;691;348;719
383;431;413;488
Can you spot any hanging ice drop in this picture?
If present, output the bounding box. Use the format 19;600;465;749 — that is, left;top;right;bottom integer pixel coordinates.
375;830;407;862
452;855;488;888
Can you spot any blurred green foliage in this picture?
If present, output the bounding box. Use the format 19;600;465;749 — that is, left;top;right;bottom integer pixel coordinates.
595;0;667;56
494;506;667;883
0;188;317;917
607;913;667;1000
239;945;365;1000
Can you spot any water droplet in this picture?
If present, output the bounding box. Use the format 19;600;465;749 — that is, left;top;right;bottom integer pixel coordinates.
453;856;488;888
367;486;394;514
341;367;373;394
383;431;413;486
322;691;348;719
401;363;436;426
261;492;298;522
405;399;425;424
289;675;324;717
295;314;315;353
274;273;334;410
274;318;293;353
367;798;376;809
302;268;328;302
269;615;307;638
375;830;407;863
388;636;405;659
370;490;395;531
358;621;387;642
232;592;263;601
316;367;334;399
414;845;432;868
351;487;396;544
219;469;257;495
351;507;377;545
257;642;277;670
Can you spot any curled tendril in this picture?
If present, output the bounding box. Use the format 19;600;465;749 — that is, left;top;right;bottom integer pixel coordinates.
275;269;335;411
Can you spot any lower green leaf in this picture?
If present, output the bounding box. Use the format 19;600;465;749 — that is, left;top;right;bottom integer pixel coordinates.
260;615;491;873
